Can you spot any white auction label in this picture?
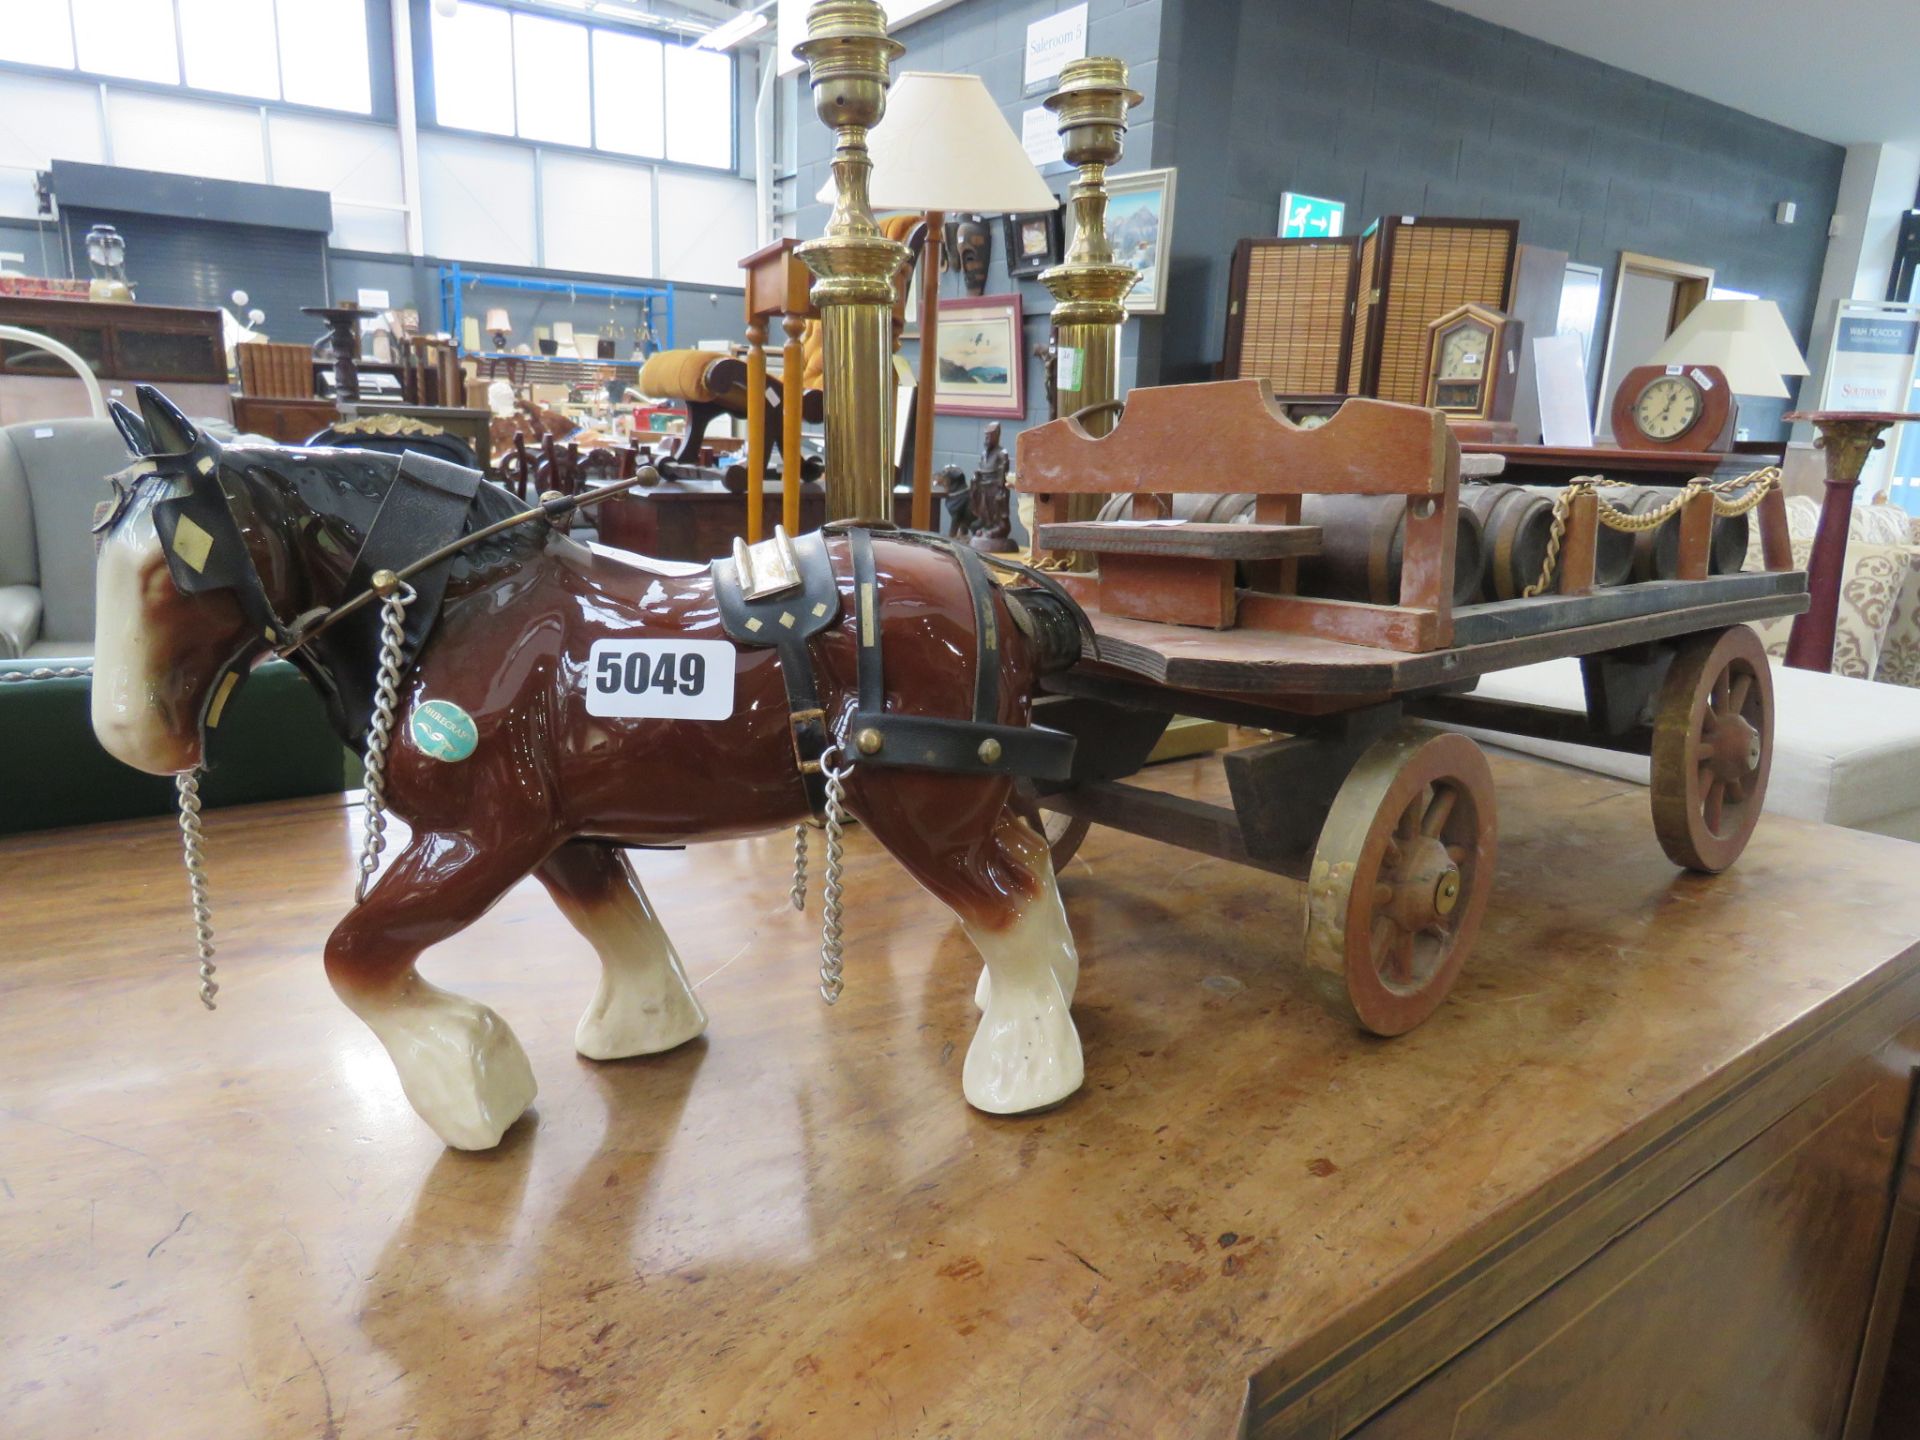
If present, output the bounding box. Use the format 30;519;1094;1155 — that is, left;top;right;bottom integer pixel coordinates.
585;639;735;720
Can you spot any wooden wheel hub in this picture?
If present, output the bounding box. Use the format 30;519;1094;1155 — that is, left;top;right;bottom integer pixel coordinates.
1308;726;1497;1036
1651;626;1774;874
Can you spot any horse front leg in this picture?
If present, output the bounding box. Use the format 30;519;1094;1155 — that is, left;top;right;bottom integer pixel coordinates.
325;829;551;1150
958;810;1082;1113
535;840;707;1061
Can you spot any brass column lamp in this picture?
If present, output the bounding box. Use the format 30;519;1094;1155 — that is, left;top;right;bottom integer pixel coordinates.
1041;56;1142;528
794;0;910;524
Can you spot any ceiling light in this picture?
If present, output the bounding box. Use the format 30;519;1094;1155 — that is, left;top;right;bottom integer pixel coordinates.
695;2;772;51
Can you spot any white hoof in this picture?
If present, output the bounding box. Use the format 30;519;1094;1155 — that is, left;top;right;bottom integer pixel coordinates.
964;964;1083;1114
575;959;708;1060
356;986;537;1150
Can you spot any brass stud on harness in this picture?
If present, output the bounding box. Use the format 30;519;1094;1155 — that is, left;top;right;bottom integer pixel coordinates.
978;737;1003;765
370;568;401;598
856;726;884;755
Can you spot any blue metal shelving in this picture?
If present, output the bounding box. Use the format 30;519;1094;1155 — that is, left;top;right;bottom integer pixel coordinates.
438;262;676;369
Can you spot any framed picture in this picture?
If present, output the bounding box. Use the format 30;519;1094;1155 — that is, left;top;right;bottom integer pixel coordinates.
1105;167;1177;315
1003;207;1063;279
933;294;1026;419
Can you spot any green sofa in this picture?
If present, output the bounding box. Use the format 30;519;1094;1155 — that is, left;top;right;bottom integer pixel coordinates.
3;657;356;835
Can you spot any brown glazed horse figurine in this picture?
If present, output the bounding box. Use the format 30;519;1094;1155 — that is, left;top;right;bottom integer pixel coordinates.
90;388;1084;1149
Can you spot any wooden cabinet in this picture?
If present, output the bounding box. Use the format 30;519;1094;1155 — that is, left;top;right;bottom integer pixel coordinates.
0;296;225;384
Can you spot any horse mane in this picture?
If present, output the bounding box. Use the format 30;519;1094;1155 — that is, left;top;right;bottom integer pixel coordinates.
224;440;540;588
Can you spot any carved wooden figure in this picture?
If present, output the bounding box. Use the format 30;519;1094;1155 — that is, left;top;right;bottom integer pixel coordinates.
90;387;1089;1149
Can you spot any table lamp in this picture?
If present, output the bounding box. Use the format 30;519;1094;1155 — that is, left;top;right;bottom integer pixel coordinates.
815;71;1056;529
1649;298;1810;400
484;307;511;352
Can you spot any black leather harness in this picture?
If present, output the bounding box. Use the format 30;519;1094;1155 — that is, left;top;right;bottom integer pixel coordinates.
714;526;1077;816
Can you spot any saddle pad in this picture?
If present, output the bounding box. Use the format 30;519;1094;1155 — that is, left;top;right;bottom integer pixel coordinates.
711;528;841;646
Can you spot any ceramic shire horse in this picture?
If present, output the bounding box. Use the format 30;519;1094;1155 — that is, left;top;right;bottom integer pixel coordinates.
91;387;1088;1149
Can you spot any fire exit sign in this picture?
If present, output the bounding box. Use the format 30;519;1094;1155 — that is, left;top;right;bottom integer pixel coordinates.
1280;192;1345;238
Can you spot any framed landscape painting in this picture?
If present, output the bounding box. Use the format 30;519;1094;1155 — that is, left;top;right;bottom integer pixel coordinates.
1105;167;1177;314
933;294;1025;419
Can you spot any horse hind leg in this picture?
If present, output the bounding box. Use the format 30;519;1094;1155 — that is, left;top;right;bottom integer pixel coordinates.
325;830;546;1150
860;787;1083;1114
536;841;707;1061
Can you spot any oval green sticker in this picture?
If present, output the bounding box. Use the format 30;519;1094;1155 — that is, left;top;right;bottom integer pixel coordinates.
409;698;478;763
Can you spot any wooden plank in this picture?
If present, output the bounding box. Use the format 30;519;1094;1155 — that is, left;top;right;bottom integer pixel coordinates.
1099;553;1237;629
1036;520;1322;561
1406;694;1654;754
1676;487;1715;581
1016;379;1450;498
1448;571;1805;648
1040;779;1312;881
1068;587;1807;697
1235;591;1443;653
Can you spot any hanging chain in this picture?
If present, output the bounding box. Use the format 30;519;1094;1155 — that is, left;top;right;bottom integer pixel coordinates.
0;664;93;684
174;770;219;1010
789;822;809;911
1523;467;1779;598
817;747;853;1005
355;574;417;904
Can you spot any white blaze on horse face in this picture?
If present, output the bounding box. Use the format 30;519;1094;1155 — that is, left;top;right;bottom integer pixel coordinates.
960;853;1084;1115
91;504;199;775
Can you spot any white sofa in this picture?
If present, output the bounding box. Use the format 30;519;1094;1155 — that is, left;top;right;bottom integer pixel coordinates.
0;416;130;657
1461;657;1920;841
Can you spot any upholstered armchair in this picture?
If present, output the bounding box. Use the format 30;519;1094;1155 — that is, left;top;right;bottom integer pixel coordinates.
0;417;132;658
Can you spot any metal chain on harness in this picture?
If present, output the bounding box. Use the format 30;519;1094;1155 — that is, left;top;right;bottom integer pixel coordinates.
790;823;810;910
816;747;853;1005
174;770;219;1009
1523;466;1781;599
355;573;417;904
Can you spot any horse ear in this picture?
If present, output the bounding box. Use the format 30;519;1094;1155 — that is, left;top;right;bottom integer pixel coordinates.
136;384;199;456
108;399;151;457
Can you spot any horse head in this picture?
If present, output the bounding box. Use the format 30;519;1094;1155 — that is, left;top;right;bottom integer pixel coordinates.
91;386;285;774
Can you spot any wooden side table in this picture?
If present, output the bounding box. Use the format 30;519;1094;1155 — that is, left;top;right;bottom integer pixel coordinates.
1782;409;1920;671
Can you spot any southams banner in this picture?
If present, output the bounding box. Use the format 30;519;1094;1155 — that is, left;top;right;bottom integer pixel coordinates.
1823;301;1920;505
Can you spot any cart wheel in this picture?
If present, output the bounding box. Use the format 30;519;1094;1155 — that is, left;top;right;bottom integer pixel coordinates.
1306;726;1498;1037
1042;810;1092;871
1013;780;1093;872
1650;626;1773;873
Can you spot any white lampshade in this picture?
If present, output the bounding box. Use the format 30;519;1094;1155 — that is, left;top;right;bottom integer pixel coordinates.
483;307;511;333
1648;299;1810;399
813;72;1057;214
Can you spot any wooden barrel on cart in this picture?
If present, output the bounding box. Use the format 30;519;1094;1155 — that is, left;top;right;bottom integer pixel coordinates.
1519;486;1636;588
1608;485;1751;581
1094;492;1486;606
1461;483;1554;601
1295;494;1486;608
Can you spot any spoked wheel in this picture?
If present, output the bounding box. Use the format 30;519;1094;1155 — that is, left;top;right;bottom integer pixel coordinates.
1040;809;1093;871
1014;780;1094;872
1650;626;1773;873
1306;726;1498;1036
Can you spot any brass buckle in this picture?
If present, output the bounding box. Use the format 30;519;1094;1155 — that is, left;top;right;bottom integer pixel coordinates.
789;706;826;774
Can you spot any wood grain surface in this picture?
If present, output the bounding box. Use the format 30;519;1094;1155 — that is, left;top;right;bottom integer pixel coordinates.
3;755;1919;1439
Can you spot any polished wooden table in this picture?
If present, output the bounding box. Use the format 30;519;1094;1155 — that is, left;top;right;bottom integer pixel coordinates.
4;757;1920;1438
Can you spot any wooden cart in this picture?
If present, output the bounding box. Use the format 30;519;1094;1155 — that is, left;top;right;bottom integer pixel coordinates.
1016;380;1805;1035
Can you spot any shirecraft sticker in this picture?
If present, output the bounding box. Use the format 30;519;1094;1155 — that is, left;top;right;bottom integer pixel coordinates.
584;639;736;720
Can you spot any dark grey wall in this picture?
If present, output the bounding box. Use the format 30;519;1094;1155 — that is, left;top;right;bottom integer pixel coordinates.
1159;0;1846;437
793;0;1169;481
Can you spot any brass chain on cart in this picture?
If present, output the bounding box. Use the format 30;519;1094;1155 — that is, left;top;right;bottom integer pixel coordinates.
1523;467;1781;599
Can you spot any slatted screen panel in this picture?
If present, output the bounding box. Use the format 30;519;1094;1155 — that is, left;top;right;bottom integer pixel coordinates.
1226;239;1357;393
1373;221;1516;404
1344;226;1379;396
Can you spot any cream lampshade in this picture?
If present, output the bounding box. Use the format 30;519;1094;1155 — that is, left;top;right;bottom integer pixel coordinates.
813;71;1057;212
1649;299;1811;398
